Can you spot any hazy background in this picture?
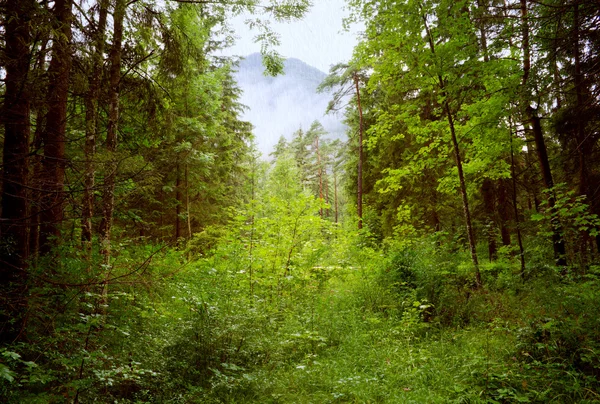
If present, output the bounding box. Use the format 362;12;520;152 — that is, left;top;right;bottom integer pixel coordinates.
221;0;361;156
233;53;347;156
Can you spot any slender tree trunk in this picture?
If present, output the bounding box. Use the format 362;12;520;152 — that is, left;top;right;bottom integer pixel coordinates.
478;0;511;252
571;0;595;259
422;13;481;286
334;171;339;224
528;109;567;265
476;0;490;62
316;137;323;218
521;0;566;266
175;163;181;241
509;119;527;278
571;2;600;255
186;164;192;238
29;110;46;258
573;1;584;170
0;0;35;343
482;179;497;261
354;73;364;230
99;0;126;265
446;100;482;286
325;175;330;217
82;0;110;246
39;0;73;254
497;179;512;247
28;37;50;259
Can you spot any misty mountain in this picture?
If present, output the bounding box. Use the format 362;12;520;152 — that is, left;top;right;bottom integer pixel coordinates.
233;53;347;157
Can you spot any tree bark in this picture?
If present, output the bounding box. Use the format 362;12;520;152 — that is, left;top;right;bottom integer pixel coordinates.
334;171;339;224
573;1;587;198
99;0;126;264
39;0;73;254
521;0;566;266
0;0;35;343
354;73;364;230
509;119;527;279
186;164;192;239
175;163;182;241
528;109;567;265
482;179;498;261
422;12;481;287
446;99;482;287
82;0;110;246
497;179;512;247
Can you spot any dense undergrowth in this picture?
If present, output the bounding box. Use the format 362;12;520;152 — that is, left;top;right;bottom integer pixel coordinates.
2;226;600;403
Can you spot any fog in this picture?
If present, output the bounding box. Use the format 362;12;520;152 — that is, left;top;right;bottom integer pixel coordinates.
234;54;347;157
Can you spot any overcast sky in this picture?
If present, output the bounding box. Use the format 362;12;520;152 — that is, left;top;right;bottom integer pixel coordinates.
225;0;361;73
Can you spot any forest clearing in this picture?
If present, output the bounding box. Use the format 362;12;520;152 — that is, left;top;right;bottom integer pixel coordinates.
1;0;600;402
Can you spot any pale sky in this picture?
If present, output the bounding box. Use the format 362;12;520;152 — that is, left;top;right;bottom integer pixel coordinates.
225;0;360;72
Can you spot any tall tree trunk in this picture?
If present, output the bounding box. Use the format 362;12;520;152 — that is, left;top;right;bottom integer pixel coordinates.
571;0;596;259
422;13;482;287
497;179;512;247
478;0;511;253
29;110;46;258
521;0;566;266
446;100;482;286
186;164;192;238
0;0;35;343
39;0;73;254
509;119;527;278
316;136;323;218
573;1;585;198
28;36;50;258
334;171;339;224
354;73;364;230
325;175;330;217
528;109;567;266
82;0;110;246
99;0;126;265
482;179;497;261
175;163;181;241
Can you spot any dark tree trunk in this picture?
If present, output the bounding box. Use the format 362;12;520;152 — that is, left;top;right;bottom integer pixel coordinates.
82;0;110;245
446;100;482;286
175;163;181;241
573;1;588;198
99;0;126;263
521;0;566;266
28;36;50;258
39;0;73;254
422;14;481;287
29;109;46;258
497;179;512;247
0;0;35;343
482;179;498;261
186;164;191;239
509;119;526;278
529;109;567;266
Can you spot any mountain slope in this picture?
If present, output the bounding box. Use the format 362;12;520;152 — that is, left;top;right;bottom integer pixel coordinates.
234;53;346;156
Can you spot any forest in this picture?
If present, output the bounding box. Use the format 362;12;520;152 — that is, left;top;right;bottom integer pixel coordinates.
0;0;599;402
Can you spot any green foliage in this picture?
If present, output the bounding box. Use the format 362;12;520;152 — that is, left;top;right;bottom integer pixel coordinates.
4;1;600;402
531;184;600;264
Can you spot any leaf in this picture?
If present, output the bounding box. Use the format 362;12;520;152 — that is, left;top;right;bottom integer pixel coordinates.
530;213;544;221
0;364;15;383
2;351;21;360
